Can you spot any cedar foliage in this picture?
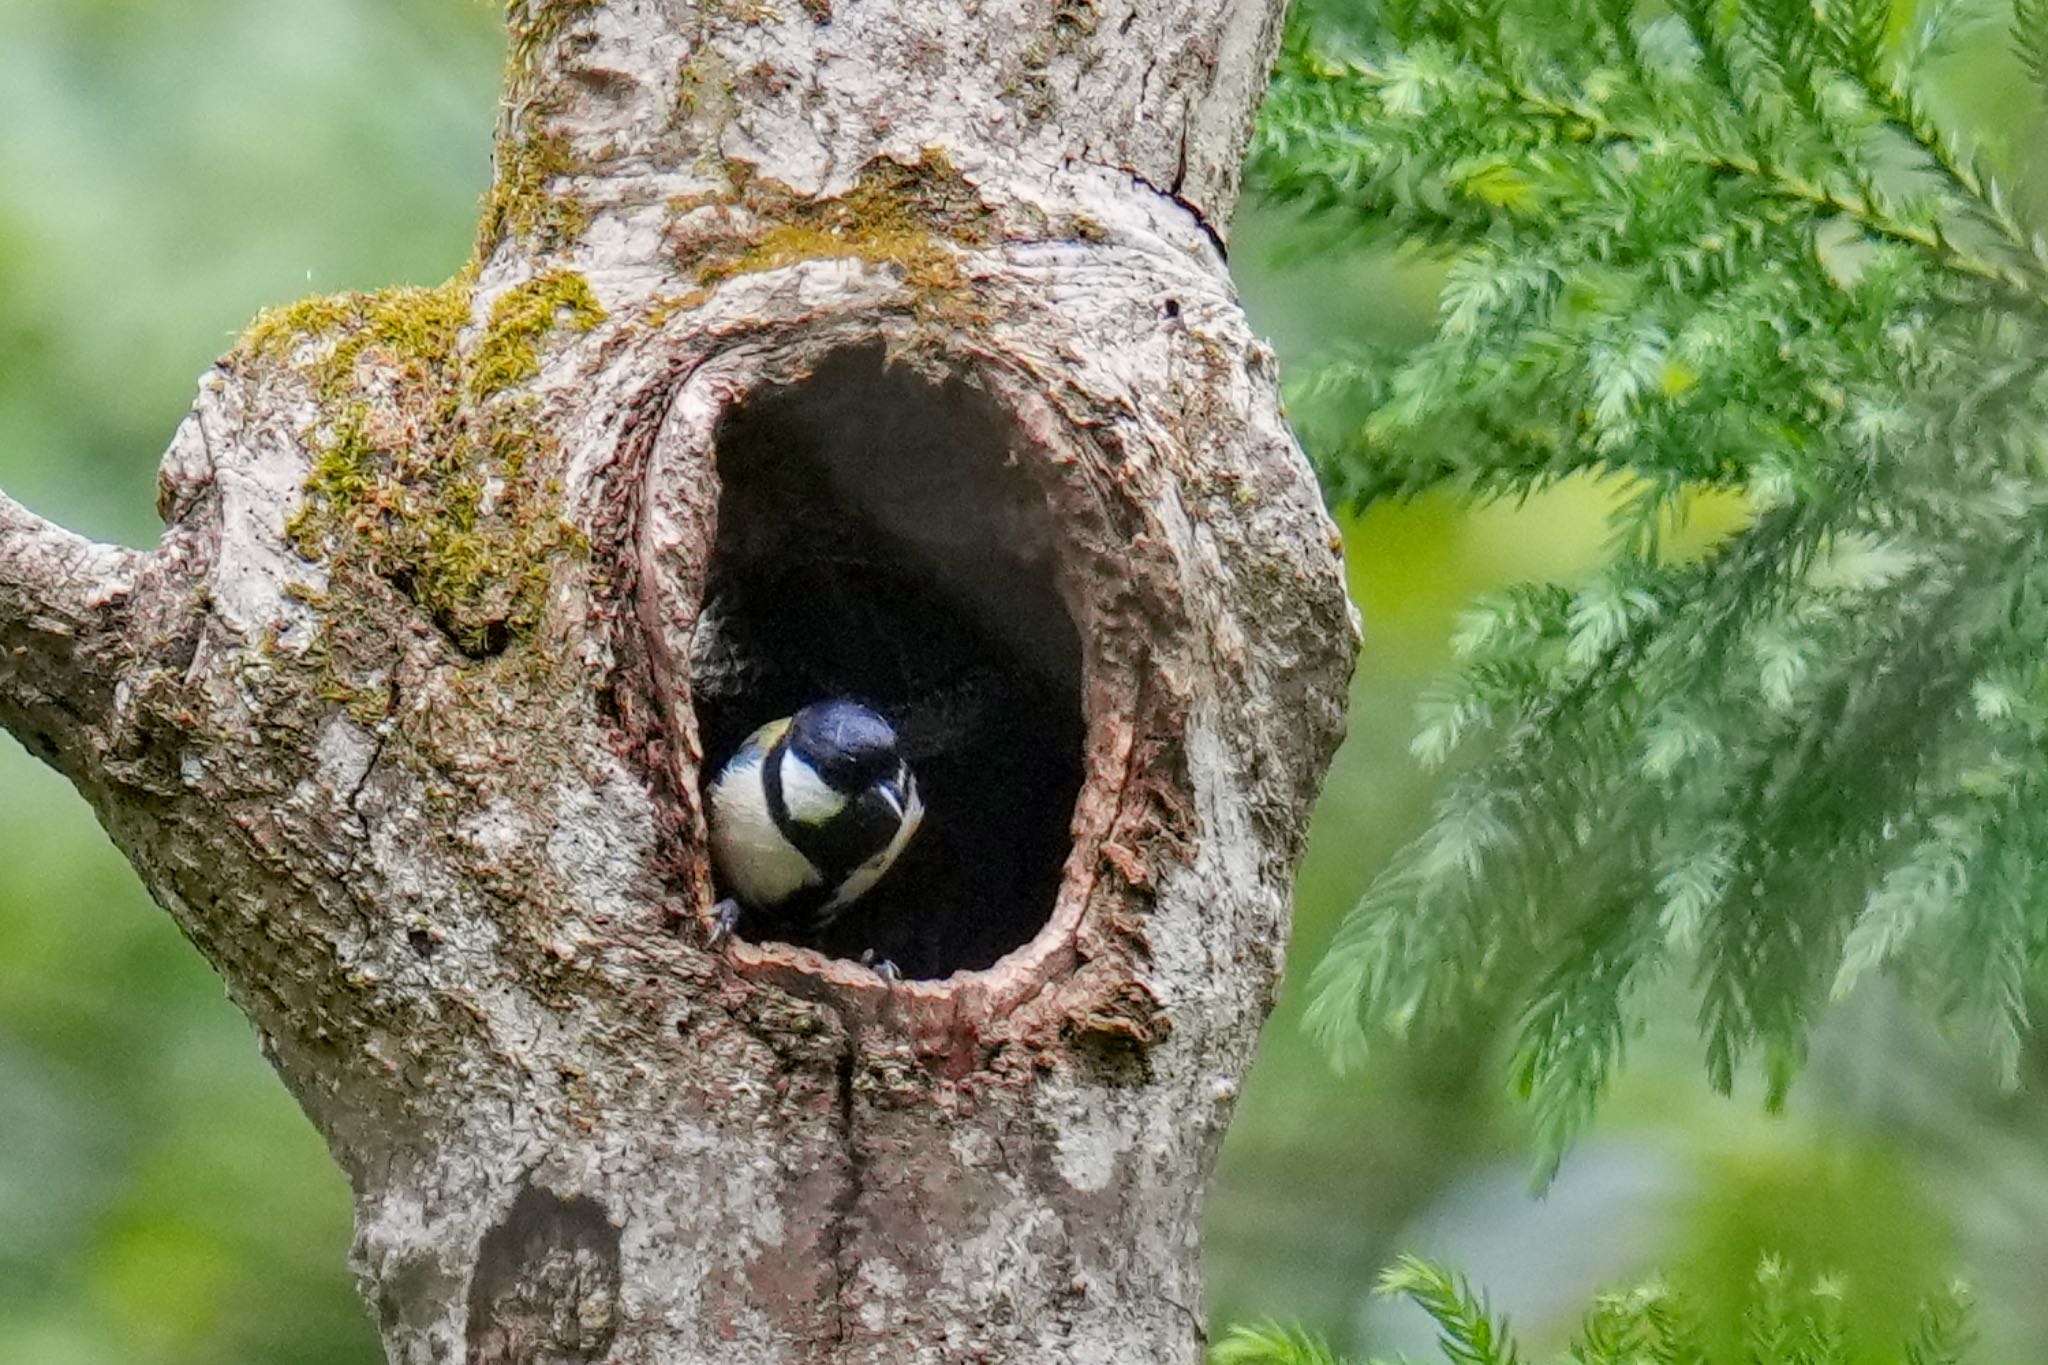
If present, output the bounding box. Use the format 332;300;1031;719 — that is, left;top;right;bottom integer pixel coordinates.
1212;1257;1974;1365
1253;0;2048;1174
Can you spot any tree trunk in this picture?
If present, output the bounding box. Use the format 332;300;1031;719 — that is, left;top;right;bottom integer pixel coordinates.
0;1;1352;1361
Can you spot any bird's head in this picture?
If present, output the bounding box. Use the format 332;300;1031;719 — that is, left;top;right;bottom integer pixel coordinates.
786;699;913;815
706;697;924;940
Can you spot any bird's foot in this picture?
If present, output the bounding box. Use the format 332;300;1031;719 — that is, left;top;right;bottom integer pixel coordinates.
707;898;743;947
859;949;901;983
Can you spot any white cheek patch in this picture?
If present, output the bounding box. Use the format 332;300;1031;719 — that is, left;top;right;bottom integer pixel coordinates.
709;751;821;908
779;750;848;826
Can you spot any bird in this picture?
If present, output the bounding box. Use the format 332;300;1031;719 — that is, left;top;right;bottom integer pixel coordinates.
705;699;924;962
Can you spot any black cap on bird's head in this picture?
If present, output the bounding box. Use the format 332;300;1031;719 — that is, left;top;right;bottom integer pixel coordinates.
787;699;905;792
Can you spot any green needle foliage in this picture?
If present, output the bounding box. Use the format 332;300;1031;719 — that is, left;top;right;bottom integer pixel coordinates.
1256;0;2048;1171
1212;1322;1348;1365
1213;1257;1974;1365
1378;1255;1524;1365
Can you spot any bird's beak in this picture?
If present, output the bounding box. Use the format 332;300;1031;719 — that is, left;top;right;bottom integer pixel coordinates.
878;779;907;820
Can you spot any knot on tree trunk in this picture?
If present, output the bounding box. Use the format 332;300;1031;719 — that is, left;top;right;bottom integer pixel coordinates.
467;1184;624;1365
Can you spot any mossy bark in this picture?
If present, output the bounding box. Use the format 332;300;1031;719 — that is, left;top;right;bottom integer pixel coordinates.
0;1;1353;1362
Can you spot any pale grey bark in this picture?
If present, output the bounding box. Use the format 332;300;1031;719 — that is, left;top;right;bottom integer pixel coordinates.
0;2;1353;1362
0;491;140;777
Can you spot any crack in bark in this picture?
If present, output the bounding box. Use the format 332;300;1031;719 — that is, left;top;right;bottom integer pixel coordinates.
825;1032;865;1352
1161;1293;1208;1345
1123;161;1229;261
349;680;401;816
341;674;402;882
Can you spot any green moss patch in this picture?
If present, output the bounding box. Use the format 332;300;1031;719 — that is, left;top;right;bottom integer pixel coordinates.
242;270;606;660
242;280;473;403
677;152;995;317
506;0;601;69
487;1;605;259
470;271;606;397
477;130;591;259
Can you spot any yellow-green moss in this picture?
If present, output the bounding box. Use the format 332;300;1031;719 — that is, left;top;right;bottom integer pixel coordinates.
682;152;993;318
644;289;714;330
247;269;602;660
487;1;603;259
241;279;472;401
470;270;608;398
477;130;591;258
286;405;378;554
302;403;584;658
506;0;601;70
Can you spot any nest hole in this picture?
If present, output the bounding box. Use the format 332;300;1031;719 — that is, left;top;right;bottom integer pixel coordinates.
694;347;1087;981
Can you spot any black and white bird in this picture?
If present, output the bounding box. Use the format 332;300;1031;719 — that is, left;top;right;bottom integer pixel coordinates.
706;699;924;949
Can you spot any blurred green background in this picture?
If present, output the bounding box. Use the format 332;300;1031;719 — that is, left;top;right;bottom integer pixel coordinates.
0;2;2044;1361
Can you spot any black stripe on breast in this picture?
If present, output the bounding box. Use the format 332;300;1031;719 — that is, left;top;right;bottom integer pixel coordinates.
762;730;794;838
766;745;898;893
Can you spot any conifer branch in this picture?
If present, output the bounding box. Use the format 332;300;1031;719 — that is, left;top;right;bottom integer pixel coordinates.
1843;40;2048;287
1209;1323;1348;1365
1288;50;2043;302
1378;1255;1525;1365
1260;0;2048;1170
1219;1259;1975;1365
2019;0;2048;98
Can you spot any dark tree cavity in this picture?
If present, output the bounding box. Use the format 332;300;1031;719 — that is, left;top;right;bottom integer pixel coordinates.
696;346;1087;978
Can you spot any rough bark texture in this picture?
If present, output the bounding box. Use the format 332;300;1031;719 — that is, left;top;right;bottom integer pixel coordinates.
0;1;1354;1362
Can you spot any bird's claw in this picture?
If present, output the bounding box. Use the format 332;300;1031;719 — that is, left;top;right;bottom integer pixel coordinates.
707;898;743;947
859;949;902;983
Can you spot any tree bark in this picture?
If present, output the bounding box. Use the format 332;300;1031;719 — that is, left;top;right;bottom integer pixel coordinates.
0;1;1352;1361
